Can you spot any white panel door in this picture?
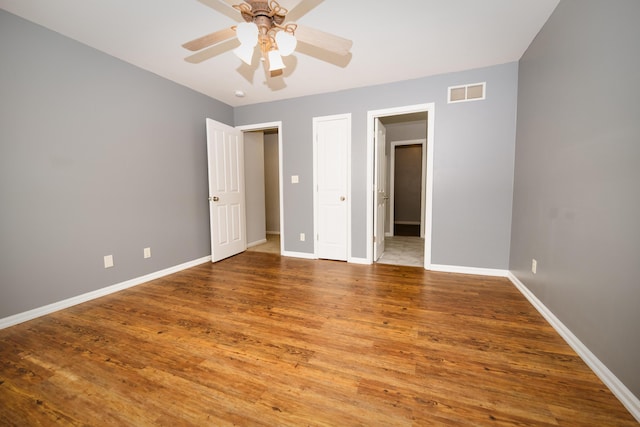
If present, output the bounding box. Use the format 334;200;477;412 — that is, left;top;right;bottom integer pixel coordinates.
314;114;350;261
374;119;387;261
206;118;246;262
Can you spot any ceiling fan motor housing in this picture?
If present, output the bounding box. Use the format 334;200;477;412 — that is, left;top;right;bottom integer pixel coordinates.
241;1;286;26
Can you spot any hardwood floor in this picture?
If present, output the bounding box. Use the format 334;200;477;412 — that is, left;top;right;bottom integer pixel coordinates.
0;252;636;426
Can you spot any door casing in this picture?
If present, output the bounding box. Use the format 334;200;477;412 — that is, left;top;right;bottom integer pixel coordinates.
237;121;284;255
366;104;435;268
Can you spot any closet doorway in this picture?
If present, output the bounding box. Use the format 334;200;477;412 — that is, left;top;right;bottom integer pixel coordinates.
390;139;426;238
241;123;283;255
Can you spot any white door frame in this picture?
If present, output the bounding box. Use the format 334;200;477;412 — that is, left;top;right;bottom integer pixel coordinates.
366;103;435;269
389;139;427;238
236;121;284;255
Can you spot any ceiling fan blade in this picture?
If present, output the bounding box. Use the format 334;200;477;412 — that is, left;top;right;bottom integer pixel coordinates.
182;27;236;52
294;25;352;56
285;0;323;22
198;0;242;22
184;39;240;64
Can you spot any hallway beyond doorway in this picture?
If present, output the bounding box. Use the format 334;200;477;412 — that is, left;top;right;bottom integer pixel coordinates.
247;234;280;255
377;236;424;267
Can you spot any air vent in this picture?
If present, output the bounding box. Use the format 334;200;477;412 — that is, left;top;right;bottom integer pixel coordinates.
448;82;486;103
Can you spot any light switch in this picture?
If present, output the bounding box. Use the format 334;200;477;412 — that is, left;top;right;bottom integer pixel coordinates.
291;175;299;184
104;255;114;269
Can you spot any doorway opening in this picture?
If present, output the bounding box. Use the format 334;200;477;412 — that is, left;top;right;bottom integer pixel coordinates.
238;122;284;255
366;104;434;268
390;139;426;238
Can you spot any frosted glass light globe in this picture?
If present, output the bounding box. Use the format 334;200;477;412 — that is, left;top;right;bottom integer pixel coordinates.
275;31;297;56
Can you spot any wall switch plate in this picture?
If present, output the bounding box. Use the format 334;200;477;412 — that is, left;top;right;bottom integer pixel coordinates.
532;259;537;274
144;247;151;259
104;255;114;269
300;233;305;241
291;175;299;184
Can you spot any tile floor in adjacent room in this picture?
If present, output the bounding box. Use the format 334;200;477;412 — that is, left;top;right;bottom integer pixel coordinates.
376;235;424;267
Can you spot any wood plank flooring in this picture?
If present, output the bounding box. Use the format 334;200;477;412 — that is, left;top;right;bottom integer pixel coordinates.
0;251;637;426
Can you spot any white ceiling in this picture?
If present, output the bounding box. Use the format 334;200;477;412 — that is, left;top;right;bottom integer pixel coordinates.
0;0;559;107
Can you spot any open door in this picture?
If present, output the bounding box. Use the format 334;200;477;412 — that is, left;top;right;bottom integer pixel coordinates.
206;118;247;262
373;118;387;261
366;103;434;268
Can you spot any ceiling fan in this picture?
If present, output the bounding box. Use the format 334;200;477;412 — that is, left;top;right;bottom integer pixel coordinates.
182;0;353;77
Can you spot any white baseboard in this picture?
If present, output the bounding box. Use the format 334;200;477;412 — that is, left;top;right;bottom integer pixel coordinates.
429;264;509;277
507;272;640;423
281;251;317;260
247;238;268;248
348;257;371;265
0;256;212;330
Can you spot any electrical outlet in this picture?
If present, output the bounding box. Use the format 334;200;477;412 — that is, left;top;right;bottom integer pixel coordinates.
104;255;114;269
144;247;151;259
532;259;537;274
300;233;305;241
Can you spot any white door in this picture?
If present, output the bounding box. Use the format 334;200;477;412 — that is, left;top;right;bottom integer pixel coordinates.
314;114;350;261
206;118;246;262
373;119;387;261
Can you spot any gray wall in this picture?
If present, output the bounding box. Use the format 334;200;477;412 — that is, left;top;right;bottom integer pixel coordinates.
0;11;232;318
244;131;267;245
264;132;280;234
235;63;518;267
385;120;427;143
511;0;640;398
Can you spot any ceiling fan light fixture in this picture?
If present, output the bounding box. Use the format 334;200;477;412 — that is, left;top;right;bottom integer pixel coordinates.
183;0;353;80
268;50;286;71
236;22;258;47
275;31;297;56
233;43;255;65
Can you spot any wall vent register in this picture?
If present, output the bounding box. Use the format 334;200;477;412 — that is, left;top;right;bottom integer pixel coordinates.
448;82;486;103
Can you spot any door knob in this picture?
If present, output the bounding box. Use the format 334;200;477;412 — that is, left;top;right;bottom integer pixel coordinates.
209;196;219;202
340;196;346;201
